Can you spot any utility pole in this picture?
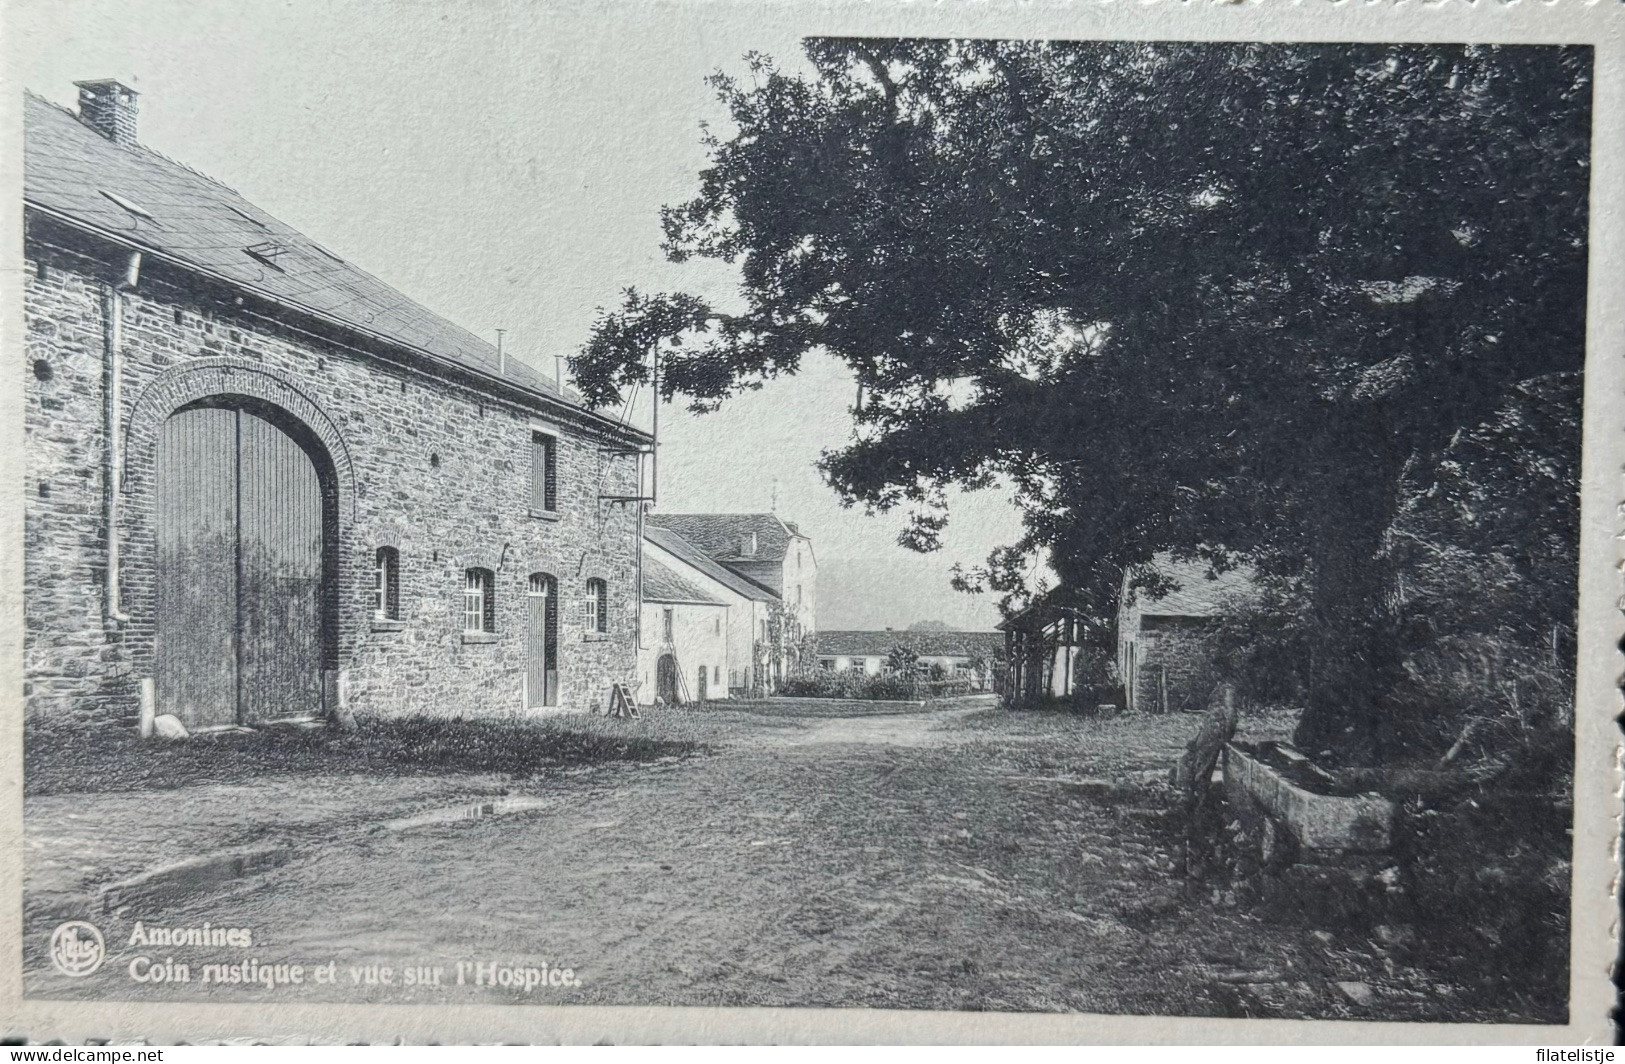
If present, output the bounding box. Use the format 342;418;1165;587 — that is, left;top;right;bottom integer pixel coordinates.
649;341;660;507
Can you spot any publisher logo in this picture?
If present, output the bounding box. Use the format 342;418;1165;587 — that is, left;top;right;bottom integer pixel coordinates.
49;921;105;977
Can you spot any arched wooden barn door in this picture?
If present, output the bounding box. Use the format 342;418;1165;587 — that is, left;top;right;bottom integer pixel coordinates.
154;403;327;728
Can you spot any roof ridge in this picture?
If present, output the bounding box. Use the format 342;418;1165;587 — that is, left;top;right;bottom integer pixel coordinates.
26;90;246;195
23;89;625;424
643;526;780;601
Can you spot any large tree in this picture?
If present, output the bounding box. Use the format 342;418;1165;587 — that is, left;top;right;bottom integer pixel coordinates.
572;40;1590;762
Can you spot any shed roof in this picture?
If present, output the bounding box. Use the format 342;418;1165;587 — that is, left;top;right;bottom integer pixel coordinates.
23;92;631;432
643;526;779;603
816;630;1003;659
1131;556;1258;617
644;513;807;564
641;554;724;606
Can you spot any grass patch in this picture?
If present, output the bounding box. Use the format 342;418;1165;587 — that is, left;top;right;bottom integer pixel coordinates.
24;710;708;796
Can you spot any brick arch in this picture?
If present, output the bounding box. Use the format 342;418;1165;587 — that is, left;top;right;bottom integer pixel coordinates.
372;525;410;550
521;558;562;582
455;547;505;574
124;357;356;521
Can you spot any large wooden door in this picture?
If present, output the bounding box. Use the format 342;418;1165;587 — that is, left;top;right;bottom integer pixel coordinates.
155;405;325;728
526;573;558;708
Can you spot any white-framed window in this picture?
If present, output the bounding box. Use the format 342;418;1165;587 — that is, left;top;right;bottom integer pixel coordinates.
530;431;558;512
583;578;608;634
463;568;494;633
374;547;400;620
662;607;674;644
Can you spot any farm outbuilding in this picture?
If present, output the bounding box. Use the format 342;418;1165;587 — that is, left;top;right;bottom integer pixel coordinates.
24;81;649;732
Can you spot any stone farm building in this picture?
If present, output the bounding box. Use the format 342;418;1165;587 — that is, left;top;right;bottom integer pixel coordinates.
643;514;816;695
23;81;651;733
1116;555;1257;715
817;629;1002;686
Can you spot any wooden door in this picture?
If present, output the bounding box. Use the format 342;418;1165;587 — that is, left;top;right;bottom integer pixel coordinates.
155;405;325;728
526;573;559;707
237;409;324;723
656;654;678;704
154;407;239;728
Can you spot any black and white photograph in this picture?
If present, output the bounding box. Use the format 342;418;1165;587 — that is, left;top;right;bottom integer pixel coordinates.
3;0;1619;1045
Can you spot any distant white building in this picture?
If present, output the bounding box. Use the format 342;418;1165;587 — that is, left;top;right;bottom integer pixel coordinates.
816;629;1002;683
637;554;729;704
644;514;817;695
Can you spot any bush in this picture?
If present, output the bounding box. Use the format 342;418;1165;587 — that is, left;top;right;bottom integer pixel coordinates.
778;669;973;701
1380;632;1574;780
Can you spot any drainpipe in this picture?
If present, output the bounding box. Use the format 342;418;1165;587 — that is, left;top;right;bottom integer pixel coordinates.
103;250;141;624
636;502;645;652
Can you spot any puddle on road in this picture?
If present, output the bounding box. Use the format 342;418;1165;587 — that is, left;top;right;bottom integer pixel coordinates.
383;796;557;832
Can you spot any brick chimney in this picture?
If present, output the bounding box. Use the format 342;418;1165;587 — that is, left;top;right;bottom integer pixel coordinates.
74;79;139;146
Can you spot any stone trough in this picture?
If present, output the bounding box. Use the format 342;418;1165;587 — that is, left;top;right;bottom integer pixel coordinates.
1222;741;1395;856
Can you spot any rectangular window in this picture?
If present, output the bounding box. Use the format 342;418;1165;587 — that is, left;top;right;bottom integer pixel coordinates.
531;432;558;512
662;607;674;644
463;568;494;633
583;578;608;634
374;547;400;620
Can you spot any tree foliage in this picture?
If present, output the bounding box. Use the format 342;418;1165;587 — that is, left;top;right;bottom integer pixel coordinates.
573;40;1590;760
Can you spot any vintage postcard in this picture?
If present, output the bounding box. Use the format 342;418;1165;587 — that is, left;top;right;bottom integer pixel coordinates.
0;0;1618;1045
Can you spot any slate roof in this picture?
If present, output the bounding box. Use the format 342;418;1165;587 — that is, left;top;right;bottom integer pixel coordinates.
642;526;779;603
641;554;724;606
1132;556;1258;617
644;513;807;564
817;630;1003;660
23;92;615;423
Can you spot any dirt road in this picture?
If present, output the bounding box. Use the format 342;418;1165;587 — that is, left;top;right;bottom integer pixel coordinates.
24;700;1528;1021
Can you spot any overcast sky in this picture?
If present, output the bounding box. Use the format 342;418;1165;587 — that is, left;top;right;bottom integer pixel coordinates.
8;0;1027;629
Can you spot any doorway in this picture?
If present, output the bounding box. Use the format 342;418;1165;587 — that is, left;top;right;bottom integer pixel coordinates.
526;572;559;707
154;403;329;728
656;653;679;704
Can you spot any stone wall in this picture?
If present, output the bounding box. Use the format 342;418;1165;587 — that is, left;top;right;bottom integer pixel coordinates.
24;222;643;726
1128;616;1222;714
